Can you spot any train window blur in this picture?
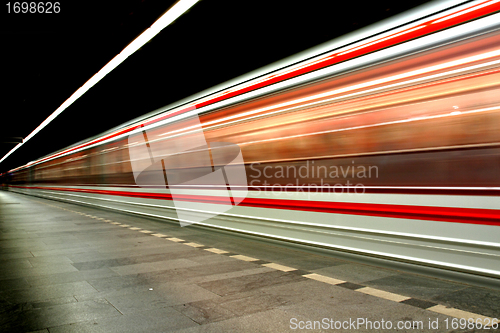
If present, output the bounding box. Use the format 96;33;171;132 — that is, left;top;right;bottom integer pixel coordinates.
5;28;500;188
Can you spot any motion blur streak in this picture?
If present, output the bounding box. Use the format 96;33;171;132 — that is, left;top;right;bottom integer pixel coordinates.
157;48;500;143
3;3;500;279
5;1;500;172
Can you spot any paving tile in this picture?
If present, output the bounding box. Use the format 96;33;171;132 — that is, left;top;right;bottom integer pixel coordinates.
230;254;259;262
218;291;291;316
114;232;146;239
0;246;42;255
172;299;238;325
28;255;73;267
25;267;119;287
72;258;136;271
31;296;78;309
222;244;292;262
303;273;345;285
357;286;410;302
0;263;80;280
143;266;275;287
260;279;345;304
0;281;98;303
197;270;307;296
72;251;210;268
364;273;466;300
337;282;364;290
186;254;237;265
400;298;437;309
262;263;297;272
109;258;200;275
0;277;31;292
28;263;81;276
431;286;500;318
281;297;453;332
274;254;346;271
86;275;151;293
105;283;219;314
104;290;178;314
168;308;316;333
151;233;168;238
0;258;33;268
30;247;96;258
0;252;34;261
46;306;197;333
1;299;121;332
313;263;399;284
204;248;228;254
133;259;267;285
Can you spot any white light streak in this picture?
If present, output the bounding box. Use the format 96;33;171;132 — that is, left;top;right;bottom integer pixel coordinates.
432;0;500;24
0;0;199;167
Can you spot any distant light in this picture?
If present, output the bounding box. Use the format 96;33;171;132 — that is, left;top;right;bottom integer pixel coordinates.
450;111;461;115
0;0;199;166
453;106;459;109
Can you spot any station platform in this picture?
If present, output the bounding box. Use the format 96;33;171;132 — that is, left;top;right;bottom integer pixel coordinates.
0;190;499;332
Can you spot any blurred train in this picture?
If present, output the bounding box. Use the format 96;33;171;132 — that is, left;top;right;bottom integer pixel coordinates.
3;0;500;278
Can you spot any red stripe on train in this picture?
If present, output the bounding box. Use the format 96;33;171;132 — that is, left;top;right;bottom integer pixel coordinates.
10;185;500;226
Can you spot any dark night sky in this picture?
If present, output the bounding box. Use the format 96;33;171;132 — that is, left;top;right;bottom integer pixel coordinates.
1;0;433;173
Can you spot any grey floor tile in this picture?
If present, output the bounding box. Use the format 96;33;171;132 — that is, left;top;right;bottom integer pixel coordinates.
274;254;346;271
105;283;219;314
66;251;114;263
172;299;238;325
26;263;80;277
283;298;457;333
109;258;200;275
31;296;77;309
28;255;73;267
197;270;307;296
185;267;276;285
30;247;95;258
312;263;399;284
47;306;197;333
169;308;321;333
25;267;119;287
217;291;291;316
133;259;268;286
86;275;151;293
3;298;121;331
431;286;500;318
1;281;98;303
0;277;31;292
72;258;136;271
186;253;239;265
364;273;466;300
0;251;33;261
260;279;342;304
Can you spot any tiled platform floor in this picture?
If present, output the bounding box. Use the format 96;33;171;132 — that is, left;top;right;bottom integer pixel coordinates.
1;190;499;332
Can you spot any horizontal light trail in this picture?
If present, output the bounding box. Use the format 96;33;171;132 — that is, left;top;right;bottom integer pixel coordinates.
153;51;500;145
